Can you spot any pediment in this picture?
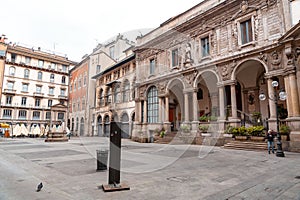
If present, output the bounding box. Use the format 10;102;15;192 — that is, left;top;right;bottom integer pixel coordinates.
279;22;300;42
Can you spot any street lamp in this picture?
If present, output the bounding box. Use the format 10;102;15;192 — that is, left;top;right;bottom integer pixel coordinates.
259;80;286;157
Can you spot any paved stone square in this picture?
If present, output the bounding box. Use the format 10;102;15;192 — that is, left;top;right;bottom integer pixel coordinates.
0;137;300;200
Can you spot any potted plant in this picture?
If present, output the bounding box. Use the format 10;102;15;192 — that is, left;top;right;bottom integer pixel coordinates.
199;125;211;136
160;128;166;138
279;125;290;141
180;124;191;133
199;115;208;122
224;125;234;137
248;125;265;141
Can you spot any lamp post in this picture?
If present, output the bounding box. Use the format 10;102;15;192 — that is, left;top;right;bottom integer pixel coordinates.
259;80;286;157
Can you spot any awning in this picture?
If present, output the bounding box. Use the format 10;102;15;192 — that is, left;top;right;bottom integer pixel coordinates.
0;123;10;128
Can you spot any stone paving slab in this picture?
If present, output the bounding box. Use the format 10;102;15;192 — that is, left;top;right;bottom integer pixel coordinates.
0;137;300;200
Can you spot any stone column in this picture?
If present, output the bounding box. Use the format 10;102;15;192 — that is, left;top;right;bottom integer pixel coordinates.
289;73;300;117
193;90;198;121
184;92;189;122
267;79;276;119
230;84;238;119
284;75;293;118
135;100;140;123
143;100;147;123
218;86;225;120
158;97;163;123
165;96;169;122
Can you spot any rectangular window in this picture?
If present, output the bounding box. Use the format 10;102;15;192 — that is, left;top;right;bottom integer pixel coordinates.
7;82;14;90
48;100;53;107
51;63;56;70
6;96;12;105
60;89;66;96
58;113;64;120
49;87;54;95
33;111;40;120
38;60;44;67
18;110;27;119
46;112;51;119
96;65;101;73
21;97;27;106
201;37;210;57
172;49;179;67
11;54;16;63
24;69;30;79
3;109;12;118
35;99;40;107
22;83;29;92
240;19;253;45
36;85;42;94
150;59;155;74
25;57;31;65
62;65;67;72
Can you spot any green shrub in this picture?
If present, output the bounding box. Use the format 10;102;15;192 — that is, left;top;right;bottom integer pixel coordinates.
238;126;248;136
247;126;265;137
280;125;290;135
199;125;209;132
199;115;208;122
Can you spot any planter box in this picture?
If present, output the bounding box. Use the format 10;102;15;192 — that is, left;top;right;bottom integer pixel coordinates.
235;136;248;140
250;136;265;142
201;133;212;137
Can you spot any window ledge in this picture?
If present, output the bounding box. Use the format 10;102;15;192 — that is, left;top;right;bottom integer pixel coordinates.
199;56;212;62
239;41;256;49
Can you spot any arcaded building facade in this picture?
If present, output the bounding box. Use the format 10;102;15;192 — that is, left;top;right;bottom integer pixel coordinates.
133;0;300;151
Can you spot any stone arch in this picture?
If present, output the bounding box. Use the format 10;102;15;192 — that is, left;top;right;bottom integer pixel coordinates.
120;112;130;138
193;69;221;88
231;58;269;80
166;77;187;92
194;70;219;118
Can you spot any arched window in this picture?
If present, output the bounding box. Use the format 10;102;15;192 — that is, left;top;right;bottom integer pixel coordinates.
37;71;43;80
9;66;15;76
50;74;55;82
106;88;112;105
147;86;158;123
114;85;121;103
24;69;30;78
123;80;130;102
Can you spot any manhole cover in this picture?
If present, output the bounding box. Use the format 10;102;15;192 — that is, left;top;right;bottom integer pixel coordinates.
295;176;300;179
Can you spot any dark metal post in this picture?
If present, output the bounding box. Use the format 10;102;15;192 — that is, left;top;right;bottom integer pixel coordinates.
102;121;130;192
274;92;285;157
109;121;121;185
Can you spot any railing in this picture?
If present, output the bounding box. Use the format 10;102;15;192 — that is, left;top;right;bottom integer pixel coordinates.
237;110;257;126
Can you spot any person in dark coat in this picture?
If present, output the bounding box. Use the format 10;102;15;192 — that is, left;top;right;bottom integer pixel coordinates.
266;130;275;154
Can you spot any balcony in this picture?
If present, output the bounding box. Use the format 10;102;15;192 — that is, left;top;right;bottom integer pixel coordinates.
33;92;44;97
3;89;16;94
58;95;68;100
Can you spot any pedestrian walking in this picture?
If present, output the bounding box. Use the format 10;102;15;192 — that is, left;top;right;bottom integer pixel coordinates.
266;129;275;154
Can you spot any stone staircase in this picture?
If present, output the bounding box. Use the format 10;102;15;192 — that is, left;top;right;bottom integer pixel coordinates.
154;132;185;144
223;141;268;151
45;131;68;142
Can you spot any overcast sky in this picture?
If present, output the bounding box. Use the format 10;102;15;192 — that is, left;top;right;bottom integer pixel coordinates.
1;0;201;62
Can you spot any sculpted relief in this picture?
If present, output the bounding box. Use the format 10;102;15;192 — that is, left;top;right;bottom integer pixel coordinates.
218;60;237;81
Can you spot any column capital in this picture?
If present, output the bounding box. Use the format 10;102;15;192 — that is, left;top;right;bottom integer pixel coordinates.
264;69;285;79
283;66;296;76
223;80;236;86
183;88;194;94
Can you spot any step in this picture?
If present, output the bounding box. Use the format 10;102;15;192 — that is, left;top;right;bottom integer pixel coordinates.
45;137;68;142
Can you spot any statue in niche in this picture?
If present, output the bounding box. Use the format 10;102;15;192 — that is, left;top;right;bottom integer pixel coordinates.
184;42;193;67
248;93;255;105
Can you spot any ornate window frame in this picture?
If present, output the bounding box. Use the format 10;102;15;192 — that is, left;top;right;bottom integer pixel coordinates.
235;11;257;48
